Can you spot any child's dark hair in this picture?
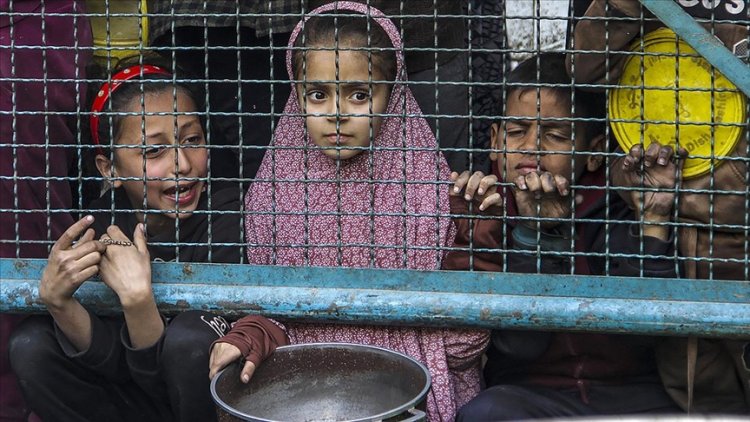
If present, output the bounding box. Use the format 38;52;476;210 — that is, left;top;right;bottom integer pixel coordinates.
501;52;606;140
292;13;397;82
87;54;206;151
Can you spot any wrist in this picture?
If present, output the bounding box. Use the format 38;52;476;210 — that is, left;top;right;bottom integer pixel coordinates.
119;287;155;311
44;296;80;314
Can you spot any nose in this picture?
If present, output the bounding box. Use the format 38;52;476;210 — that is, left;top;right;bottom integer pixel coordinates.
516;127;540;152
326;93;348;123
173;146;193;176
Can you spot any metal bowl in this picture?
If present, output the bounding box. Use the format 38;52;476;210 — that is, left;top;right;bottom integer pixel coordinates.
211;343;431;422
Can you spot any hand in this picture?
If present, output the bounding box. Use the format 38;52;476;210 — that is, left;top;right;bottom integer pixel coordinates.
513;171;573;229
450;171;503;212
209;341;257;384
40;216;106;310
621;142;686;221
98;224;152;309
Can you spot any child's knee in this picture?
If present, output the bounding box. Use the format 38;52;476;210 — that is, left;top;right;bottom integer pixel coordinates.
9;316;57;376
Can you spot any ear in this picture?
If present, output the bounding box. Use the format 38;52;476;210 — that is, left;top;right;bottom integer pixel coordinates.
95;154;122;188
586;133;606;172
489;123;501;162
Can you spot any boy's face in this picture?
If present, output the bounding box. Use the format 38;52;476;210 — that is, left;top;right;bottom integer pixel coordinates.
95;90;208;227
296;49;390;161
491;88;602;182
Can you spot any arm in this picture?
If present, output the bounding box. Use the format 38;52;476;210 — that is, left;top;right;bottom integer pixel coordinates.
40;216;106;352
209;316;289;383
98;224;164;349
566;0;644;86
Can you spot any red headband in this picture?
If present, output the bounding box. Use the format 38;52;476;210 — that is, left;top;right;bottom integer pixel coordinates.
90;64;172;153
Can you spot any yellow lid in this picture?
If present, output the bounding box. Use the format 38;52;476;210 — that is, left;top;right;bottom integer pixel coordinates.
609;28;746;179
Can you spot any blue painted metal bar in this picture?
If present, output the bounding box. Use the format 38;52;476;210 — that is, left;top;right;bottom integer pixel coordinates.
639;0;750;97
2;259;749;338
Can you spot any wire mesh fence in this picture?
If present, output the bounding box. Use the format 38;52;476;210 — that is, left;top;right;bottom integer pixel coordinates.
0;0;748;283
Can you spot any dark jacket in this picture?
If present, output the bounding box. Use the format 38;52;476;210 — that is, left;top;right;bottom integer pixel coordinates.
90;187;244;264
443;166;678;402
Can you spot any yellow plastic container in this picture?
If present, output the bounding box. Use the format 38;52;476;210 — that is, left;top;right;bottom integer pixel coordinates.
86;0;149;66
609;28;746;179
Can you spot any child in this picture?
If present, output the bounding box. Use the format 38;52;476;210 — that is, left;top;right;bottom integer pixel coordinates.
208;3;489;421
447;53;683;420
8;59;244;422
568;1;750;413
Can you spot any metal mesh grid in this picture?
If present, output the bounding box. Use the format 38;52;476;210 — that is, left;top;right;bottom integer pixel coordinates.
0;0;748;283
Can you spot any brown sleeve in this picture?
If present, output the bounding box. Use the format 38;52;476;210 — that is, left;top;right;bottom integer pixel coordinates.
214;316;289;366
442;195;506;272
565;0;644;87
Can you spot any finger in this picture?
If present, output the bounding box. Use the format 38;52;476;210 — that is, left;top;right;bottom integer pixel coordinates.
69;238;106;258
449;171;459;182
76;250;103;270
674;147;688;170
464;171;486;200
477;175;498;196
523;172;542;193
623;144;644;170
539;172;557;194
479;192;503;211
54;216;94;251
106;225;128;241
72;228;96;249
656;145;674;166
75;265;100;285
133;224;148;253
643;142;662;168
554;175;570;196
451;171;471;195
514;175;528;191
240;360;257;384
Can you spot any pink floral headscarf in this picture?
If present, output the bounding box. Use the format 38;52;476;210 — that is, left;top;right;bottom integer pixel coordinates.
244;0;454;269
244;3;488;421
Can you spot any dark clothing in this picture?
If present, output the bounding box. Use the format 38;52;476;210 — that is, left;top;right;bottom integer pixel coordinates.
10;188;243;421
445;166;680;417
9;311;231;422
455;384;680;421
90;187;245;264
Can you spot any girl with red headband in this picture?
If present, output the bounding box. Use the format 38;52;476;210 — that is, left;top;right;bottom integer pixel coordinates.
9;58;245;422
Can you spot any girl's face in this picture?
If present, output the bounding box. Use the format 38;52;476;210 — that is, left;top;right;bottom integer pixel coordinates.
95;89;208;227
297;49;390;160
490;88;603;182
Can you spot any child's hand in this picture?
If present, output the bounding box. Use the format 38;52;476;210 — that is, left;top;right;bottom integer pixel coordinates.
40;216;106;310
209;341;257;384
98;224;152;309
513;171;572;229
620;142;686;221
450;171;503;212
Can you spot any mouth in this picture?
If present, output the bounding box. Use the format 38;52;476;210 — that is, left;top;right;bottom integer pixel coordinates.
515;162;546;175
323;133;352;144
163;182;200;206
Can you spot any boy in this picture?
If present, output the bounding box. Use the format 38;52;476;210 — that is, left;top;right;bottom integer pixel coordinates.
445;53;683;419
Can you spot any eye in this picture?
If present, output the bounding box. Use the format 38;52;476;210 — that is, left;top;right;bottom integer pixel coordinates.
351;91;370;102
306;90;326;102
545;132;570;143
182;135;205;146
505;127;525;138
144;145;163;158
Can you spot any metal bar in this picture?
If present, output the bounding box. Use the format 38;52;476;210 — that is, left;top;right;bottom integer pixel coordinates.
639;0;750;97
2;259;748;338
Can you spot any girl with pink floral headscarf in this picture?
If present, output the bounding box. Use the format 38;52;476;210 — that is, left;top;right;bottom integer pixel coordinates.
210;3;489;420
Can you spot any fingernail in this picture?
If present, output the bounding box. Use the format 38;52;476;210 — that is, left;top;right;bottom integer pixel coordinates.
464;195;471;201
139;223;146;234
479;205;485;211
242;374;249;383
658;158;667;165
85;215;94;222
478;189;484;195
453;187;460;193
